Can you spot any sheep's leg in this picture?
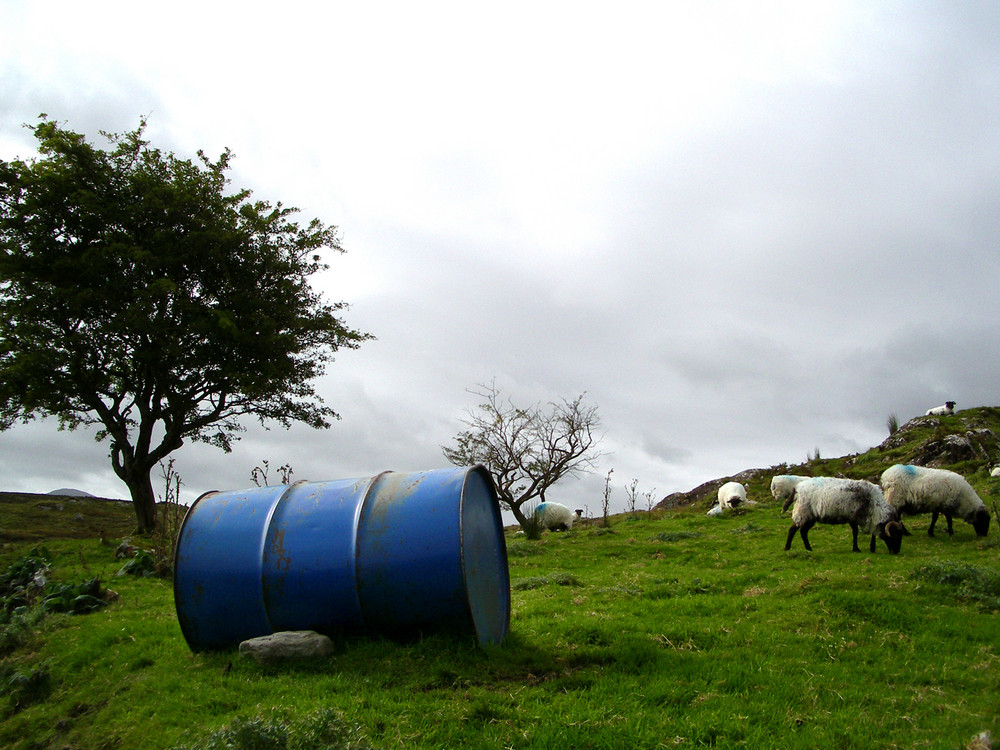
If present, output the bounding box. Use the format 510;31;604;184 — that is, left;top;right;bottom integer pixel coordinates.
869;533;878;553
849;522;861;552
799;521;815;551
944;513;954;535
784;525;800;551
928;511;939;536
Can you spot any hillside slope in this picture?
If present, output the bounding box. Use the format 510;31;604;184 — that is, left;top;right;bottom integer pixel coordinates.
657;405;1000;510
0;492;136;543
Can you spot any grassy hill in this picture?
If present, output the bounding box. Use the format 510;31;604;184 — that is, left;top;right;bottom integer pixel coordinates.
1;408;999;749
0;493;136;544
658;405;1000;511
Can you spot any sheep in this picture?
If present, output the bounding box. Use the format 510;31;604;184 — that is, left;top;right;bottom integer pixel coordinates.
707;481;758;516
717;481;747;509
532;502;582;531
880;464;990;537
783;477;902;553
990;466;1000;478
925;401;956;416
770;475;807;505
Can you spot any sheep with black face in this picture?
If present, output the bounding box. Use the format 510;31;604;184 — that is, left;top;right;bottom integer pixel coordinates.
783;477;903;554
880;464;990;538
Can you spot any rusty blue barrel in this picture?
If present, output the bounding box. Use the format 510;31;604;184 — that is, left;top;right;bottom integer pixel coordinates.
173;466;510;651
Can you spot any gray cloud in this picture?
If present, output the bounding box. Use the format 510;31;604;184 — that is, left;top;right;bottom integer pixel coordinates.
1;2;998;517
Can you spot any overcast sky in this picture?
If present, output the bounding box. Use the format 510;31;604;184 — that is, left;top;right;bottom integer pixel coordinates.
1;1;998;518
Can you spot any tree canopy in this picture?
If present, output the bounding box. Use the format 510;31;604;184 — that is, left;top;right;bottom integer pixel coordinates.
0;116;373;532
442;382;602;531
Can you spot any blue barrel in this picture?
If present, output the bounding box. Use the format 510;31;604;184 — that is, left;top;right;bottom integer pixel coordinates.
173;466;510;650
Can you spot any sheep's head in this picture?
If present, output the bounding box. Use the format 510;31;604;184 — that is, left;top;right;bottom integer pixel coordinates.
880;521;904;554
972;507;990;537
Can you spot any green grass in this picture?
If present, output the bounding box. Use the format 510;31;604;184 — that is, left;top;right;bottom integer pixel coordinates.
1;506;998;749
2;407;1000;748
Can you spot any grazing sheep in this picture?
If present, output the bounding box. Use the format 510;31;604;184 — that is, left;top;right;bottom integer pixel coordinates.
707;481;758;516
783;477;902;554
717;482;747;509
532;502;581;531
925;401;956;417
770;475;807;505
880;464;990;537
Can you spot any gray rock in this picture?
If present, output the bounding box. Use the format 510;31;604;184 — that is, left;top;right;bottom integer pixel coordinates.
238;630;334;665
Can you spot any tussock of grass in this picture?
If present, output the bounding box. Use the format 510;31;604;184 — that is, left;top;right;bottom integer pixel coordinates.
511;572;582;590
729;522;765;534
650;530;701;542
173;708;370;750
503;540;544;557
911;561;1000;611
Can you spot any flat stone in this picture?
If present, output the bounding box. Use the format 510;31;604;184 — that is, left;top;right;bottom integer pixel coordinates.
238;630;334;665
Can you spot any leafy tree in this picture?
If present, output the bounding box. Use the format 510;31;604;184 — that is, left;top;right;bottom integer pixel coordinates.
442;381;602;531
0;117;372;532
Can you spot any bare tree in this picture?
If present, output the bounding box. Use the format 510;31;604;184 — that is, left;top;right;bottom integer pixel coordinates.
442;381;603;531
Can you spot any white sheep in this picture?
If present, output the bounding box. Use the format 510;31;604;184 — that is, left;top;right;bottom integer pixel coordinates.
717;481;747;509
925;401;956;416
783;477;902;553
769;475;807;505
532;502;581;531
880;464;990;537
990;466;1000;478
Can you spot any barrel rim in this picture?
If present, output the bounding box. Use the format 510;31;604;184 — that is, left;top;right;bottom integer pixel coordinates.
460;465;511;645
172;489;219;650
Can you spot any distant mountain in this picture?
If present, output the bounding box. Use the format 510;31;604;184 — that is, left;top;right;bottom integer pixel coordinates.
46;488;96;497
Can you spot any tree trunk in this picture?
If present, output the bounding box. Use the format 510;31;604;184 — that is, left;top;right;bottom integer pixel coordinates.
509;502;532;533
125;471;157;534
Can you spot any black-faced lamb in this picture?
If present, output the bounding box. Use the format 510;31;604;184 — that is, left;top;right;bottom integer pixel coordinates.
533;502;582;531
783;477;903;554
925;401;956;416
880;464;990;537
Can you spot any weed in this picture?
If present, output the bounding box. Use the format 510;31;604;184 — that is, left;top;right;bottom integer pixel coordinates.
150;458;186;577
911;561;1000;611
174;708;373;750
2;662;51;715
522;503;543;540
886;412;899;435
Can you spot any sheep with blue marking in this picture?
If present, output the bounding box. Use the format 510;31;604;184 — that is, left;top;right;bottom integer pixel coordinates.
880;464;990;537
770;475;807;505
533;502;581;531
925;401;956;416
783;477;902;553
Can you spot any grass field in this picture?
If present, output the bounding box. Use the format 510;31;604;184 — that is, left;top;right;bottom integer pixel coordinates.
2;409;999;749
